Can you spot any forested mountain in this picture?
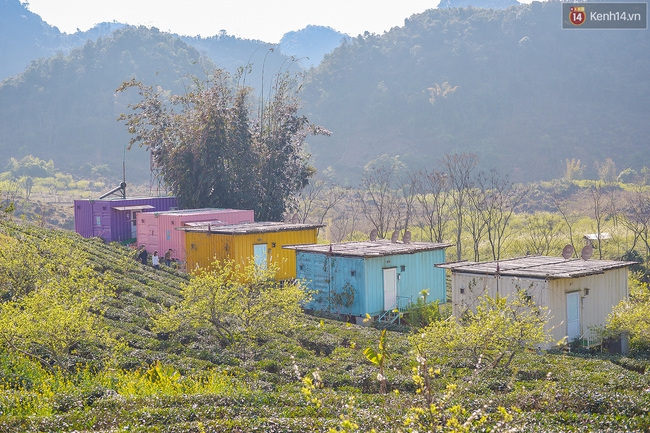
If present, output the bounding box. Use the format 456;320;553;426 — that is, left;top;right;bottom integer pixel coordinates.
0;26;211;180
1;1;649;185
278;25;350;68
301;1;650;183
0;0;123;80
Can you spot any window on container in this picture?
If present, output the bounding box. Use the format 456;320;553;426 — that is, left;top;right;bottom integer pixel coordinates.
95;216;101;226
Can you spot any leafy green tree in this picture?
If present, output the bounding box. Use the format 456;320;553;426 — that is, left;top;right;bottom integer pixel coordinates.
412;291;551;370
5;155;55;178
154;259;309;342
607;278;650;350
118;69;329;221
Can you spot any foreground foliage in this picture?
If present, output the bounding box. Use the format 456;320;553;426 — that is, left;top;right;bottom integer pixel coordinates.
607;278;650;350
154;259;309;343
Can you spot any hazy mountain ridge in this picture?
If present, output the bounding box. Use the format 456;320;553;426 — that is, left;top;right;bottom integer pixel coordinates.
278;25;350;68
0;0;125;79
1;1;649;185
0;26;211;180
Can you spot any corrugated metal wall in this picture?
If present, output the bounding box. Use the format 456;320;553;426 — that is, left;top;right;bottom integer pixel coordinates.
298;249;447;317
363;249;447;316
136;209;254;260
73;200;94;238
154;209;254;262
451;268;629;349
549;268;628;346
298;253;367;316
186;227;319;279
74;197;176;243
110;197;177;243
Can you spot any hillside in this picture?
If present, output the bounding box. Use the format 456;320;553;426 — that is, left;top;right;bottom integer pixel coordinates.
1;1;650;188
0;220;649;431
301;1;650;184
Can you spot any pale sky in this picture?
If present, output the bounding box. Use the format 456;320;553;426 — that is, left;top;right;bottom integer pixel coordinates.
25;0;451;43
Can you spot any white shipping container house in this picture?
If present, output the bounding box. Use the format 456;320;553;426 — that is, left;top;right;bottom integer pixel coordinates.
438;255;636;351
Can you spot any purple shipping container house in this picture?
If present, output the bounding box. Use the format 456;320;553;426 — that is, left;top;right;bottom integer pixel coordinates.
74;197;178;244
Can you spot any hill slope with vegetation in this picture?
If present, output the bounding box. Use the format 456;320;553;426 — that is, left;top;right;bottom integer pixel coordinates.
3;1;649;187
0;219;649;431
301;1;650;183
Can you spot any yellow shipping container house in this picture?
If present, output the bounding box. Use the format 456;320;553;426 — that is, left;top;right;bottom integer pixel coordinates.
183;222;323;280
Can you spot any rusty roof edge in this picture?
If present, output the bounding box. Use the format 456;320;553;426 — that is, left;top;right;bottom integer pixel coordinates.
444;258;637;279
284;242;452;258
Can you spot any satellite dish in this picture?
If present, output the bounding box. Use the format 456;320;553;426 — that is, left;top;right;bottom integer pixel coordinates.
390;230;399;243
291;213;299;224
369;228;378;241
562;244;574;259
581;245;593;260
402;231;411;244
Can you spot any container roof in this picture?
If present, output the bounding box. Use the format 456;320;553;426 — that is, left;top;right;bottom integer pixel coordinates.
75;196;175;203
111;205;155;211
152;208;252;217
437;255;636;279
182;221;324;234
284;240;452;258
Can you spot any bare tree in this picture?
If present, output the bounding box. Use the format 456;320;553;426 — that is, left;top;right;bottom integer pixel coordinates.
414;169;450;243
357;161;400;239
619;184;650;257
441;153;479;260
474;169;529;261
550;186;581;257
464;184;489;262
523;212;565;256
394;172;419;234
588;181;608;259
329;198;362;243
293;178;348;225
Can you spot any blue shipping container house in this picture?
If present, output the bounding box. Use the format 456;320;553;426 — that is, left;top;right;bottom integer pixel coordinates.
285;240;451;321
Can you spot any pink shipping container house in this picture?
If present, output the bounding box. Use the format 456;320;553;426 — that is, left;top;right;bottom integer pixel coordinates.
136;208;254;263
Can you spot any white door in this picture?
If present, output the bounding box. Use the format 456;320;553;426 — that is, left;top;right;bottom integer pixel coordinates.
131;211;138;239
254;244;267;269
383;268;397;311
567;292;581;341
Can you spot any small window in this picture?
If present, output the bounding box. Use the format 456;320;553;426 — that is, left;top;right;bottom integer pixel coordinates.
351;270;356;277
460;287;465;294
76;205;81;209
95;216;101;226
102;206;106;210
400;265;406;272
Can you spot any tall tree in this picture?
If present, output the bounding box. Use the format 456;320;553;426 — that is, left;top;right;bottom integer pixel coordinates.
117;69;329;221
